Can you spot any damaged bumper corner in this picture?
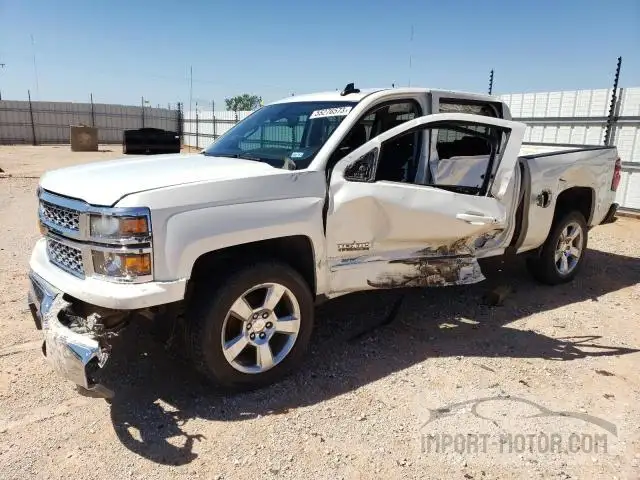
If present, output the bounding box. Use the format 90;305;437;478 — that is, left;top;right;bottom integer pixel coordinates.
600;203;618;225
27;271;113;398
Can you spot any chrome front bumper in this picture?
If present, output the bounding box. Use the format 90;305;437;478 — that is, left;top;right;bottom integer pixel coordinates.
27;271;111;393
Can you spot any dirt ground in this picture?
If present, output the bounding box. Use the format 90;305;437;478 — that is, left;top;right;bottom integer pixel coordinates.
1;145;639;480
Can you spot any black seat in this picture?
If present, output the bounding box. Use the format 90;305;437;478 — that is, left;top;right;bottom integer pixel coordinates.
348;123;368;149
376;119;416;182
326;123;369;178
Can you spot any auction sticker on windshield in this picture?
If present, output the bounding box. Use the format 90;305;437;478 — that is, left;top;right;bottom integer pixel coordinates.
309;106;353;119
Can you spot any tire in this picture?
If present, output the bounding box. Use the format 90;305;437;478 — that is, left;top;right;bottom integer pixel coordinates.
526;211;588;285
185;261;314;391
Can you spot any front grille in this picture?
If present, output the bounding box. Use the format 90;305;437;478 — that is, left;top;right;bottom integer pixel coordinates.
46;238;84;277
40;201;80;232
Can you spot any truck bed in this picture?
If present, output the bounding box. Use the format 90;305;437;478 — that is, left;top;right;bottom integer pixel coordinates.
519;142;613;157
511;144;618;254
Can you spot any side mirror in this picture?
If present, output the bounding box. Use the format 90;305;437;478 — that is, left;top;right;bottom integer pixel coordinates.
344;148;379;182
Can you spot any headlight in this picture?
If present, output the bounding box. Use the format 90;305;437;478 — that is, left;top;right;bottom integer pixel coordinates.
92;251;152;279
89;214;150;240
89;209;152;282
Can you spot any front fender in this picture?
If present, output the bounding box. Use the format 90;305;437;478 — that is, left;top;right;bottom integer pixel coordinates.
163;197;327;291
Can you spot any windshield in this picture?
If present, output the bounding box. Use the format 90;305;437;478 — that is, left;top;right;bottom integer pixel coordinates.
202;101;357;169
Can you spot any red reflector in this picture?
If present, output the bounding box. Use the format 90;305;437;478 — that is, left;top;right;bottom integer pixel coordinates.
611;158;621;191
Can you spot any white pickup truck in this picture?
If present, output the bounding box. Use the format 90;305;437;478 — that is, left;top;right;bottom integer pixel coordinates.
28;84;621;397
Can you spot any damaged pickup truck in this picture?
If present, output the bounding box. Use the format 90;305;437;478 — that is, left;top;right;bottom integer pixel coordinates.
28;84;621;397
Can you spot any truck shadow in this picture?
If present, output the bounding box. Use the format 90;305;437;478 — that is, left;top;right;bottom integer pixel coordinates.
104;248;640;465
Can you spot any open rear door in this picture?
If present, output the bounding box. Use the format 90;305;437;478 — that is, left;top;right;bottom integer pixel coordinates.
325;113;526;296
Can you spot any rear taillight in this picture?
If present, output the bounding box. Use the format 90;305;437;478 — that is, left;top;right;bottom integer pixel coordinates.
611;158;621;191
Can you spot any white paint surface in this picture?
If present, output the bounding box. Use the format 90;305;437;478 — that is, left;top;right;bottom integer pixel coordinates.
31;89;620;310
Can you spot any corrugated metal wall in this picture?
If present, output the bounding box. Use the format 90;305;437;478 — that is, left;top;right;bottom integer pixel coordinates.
0;100;179;144
500;87;640;210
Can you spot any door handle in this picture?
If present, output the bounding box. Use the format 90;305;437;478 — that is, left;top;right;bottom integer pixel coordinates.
456;213;497;225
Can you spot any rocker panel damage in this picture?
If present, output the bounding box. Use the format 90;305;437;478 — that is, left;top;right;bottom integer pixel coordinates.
329;234;495;293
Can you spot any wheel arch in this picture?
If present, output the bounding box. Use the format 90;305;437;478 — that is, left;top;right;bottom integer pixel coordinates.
552;186;595;226
189;235;318;297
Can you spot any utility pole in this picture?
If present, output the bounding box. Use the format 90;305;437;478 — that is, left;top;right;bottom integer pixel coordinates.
31;34;40;99
408;25;414;87
0;63;5;100
189;65;193;119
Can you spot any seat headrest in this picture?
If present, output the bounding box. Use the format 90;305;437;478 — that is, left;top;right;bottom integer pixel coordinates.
349;123;368;148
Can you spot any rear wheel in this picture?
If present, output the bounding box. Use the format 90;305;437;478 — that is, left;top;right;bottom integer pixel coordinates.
526;211;588;285
185;261;314;391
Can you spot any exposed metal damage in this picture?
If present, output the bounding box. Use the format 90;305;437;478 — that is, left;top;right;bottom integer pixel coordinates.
329;233;502;293
367;254;484;288
366;235;493;288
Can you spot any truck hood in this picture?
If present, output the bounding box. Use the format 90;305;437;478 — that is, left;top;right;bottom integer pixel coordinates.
39;153;278;206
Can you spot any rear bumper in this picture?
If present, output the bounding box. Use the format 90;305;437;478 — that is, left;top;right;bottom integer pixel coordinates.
600;203;619;225
27;271;110;394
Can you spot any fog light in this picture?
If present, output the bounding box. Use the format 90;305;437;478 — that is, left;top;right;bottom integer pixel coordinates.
92;251;152;279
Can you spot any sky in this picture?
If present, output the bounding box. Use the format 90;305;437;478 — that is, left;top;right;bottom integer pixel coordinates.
1;0;638;109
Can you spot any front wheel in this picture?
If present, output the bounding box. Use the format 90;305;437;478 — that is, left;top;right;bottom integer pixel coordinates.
526;211;588;285
185;261;314;391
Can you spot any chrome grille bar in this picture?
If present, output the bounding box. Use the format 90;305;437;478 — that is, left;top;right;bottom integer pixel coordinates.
46;237;85;278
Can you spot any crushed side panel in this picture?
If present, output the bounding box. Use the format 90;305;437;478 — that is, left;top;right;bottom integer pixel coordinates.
366;236;486;289
329;234;497;294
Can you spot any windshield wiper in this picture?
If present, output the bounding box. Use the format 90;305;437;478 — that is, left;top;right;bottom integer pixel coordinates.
203;152;263;162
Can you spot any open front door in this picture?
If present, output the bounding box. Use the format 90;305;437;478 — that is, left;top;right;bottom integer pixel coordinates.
325;112;526;296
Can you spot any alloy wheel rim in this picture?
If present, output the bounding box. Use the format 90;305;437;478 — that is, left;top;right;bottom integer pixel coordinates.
554;221;584;275
220;282;301;374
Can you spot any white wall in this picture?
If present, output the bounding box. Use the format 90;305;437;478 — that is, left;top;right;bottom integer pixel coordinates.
182;110;252;149
501;87;640;210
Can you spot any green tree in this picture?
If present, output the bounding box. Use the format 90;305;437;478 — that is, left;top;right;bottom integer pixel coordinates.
225;94;262;112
